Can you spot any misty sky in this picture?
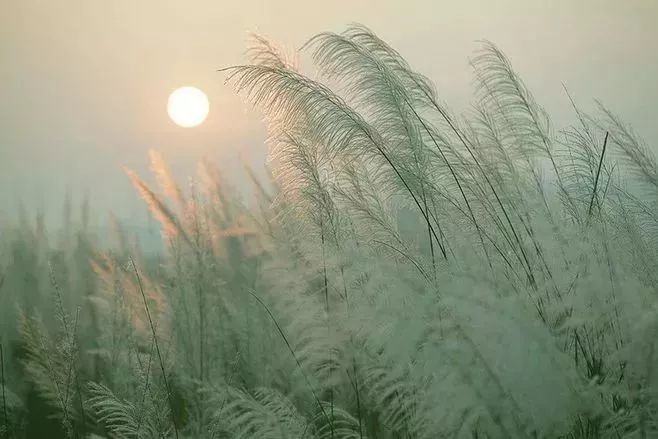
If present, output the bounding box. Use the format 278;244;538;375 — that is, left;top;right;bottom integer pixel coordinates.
2;0;657;230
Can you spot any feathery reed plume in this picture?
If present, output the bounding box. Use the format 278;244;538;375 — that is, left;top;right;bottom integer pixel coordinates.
247;32;299;71
221;63;450;259
124;167;193;248
149;150;186;208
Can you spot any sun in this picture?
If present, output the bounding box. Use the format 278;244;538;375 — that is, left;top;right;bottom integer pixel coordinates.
167;86;209;128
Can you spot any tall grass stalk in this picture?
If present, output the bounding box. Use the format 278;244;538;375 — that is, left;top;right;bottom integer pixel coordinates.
129;257;179;439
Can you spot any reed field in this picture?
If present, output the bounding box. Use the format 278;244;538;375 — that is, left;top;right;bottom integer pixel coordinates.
2;25;658;438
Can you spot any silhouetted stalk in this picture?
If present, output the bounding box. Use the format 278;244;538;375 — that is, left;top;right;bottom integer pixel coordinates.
420;181;436;276
130;257;180;439
587;132;610;219
600;164;615;208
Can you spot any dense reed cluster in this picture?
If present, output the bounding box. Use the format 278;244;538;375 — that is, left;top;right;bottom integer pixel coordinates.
1;24;657;438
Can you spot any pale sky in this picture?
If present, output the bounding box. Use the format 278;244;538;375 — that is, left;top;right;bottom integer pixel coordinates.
1;0;657;229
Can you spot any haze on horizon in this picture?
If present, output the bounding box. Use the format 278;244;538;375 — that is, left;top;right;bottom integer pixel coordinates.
2;0;657;231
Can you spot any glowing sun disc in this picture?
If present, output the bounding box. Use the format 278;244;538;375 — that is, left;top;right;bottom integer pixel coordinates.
167;86;209;127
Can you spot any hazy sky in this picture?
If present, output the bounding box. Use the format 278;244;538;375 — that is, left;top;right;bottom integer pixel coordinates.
2;0;657;228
